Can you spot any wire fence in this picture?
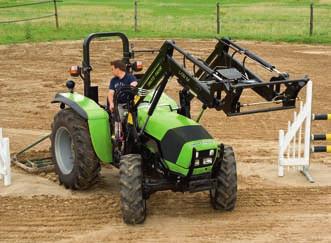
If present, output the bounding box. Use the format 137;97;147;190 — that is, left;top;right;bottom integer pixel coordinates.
129;1;331;44
0;0;61;28
0;1;330;43
0;14;54;24
0;0;54;9
134;1;331;37
234;5;329;37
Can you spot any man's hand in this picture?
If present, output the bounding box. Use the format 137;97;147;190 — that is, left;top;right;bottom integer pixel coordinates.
109;102;114;112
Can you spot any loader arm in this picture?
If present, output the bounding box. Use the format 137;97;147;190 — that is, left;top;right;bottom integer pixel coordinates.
137;39;309;118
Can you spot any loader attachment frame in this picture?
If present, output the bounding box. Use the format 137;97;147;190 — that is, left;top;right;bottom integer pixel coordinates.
137;38;308;118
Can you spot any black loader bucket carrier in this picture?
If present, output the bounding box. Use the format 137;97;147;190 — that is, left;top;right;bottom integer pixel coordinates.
137;37;308;121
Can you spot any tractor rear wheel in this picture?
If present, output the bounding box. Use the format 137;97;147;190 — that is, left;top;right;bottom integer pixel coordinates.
119;154;146;224
210;145;237;211
51;109;101;190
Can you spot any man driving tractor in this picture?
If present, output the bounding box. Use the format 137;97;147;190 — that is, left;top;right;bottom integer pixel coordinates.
108;60;138;140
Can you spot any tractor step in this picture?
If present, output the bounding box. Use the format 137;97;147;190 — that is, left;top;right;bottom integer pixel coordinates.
188;178;216;193
143;176;217;195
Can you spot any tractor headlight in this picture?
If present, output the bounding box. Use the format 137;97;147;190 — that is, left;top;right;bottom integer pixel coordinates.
193;150;215;168
202;157;213;165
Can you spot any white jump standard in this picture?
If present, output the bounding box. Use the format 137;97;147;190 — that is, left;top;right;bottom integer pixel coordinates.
0;128;11;186
278;81;331;182
278;81;313;182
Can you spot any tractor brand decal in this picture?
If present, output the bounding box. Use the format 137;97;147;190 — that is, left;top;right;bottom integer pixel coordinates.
146;65;163;88
191;140;215;146
178;70;190;83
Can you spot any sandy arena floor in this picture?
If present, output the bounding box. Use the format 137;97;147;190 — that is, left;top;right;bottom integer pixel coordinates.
0;39;330;242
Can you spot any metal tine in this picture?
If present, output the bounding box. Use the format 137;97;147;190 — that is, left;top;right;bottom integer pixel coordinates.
137;88;151;96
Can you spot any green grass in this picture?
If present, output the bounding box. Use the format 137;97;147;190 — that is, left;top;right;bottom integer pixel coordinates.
0;0;330;44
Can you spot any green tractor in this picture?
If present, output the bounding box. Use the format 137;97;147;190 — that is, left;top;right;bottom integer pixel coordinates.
51;32;308;224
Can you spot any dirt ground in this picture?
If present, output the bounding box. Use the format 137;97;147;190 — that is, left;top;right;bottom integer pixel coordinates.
0;39;331;242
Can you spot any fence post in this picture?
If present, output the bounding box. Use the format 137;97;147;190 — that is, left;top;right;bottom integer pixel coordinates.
216;2;220;34
134;0;138;32
53;0;59;29
310;3;314;36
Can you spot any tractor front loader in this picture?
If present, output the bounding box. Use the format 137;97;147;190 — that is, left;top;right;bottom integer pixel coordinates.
51;32;308;224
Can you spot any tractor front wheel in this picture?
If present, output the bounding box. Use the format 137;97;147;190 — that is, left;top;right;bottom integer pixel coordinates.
210;145;237;211
119;154;146;224
51;109;101;190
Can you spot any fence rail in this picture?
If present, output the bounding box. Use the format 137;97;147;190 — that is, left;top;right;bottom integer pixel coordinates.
0;0;56;9
0;0;61;28
0;14;54;24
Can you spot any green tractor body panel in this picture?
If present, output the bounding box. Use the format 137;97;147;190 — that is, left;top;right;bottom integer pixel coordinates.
163;139;219;176
141;92;179;111
88;118;113;163
138;93;219;176
53;92;113;163
137;107;196;141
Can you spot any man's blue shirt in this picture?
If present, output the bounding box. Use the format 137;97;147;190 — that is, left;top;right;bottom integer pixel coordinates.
109;73;137;104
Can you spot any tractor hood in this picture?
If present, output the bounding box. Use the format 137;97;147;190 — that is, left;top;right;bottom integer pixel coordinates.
137;93;202;141
137;93;219;175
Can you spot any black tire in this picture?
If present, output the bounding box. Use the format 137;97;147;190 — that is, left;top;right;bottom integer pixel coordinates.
119;154;146;224
210;145;237;211
51;109;101;190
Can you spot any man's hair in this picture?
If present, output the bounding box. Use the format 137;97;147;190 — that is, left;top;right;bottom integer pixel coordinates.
110;60;126;72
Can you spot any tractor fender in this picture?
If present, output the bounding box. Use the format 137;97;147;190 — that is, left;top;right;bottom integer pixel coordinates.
52;92;113;163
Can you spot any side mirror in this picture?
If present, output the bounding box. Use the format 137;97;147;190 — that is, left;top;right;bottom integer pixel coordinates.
132;61;143;72
68;65;81;77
